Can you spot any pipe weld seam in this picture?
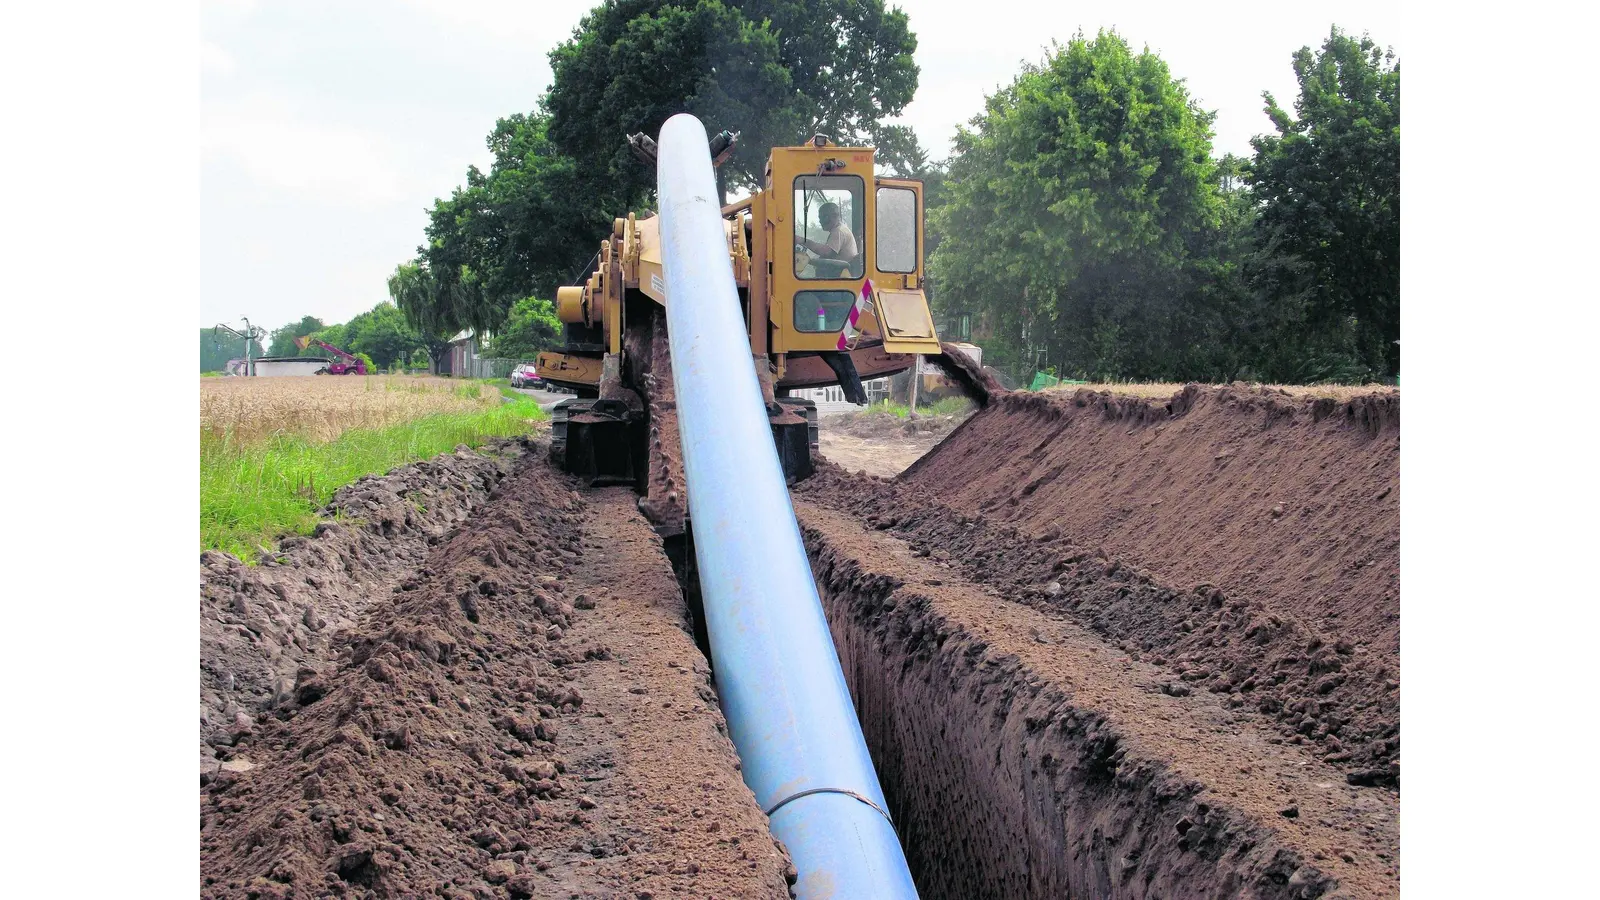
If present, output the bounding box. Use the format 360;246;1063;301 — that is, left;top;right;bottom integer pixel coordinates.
764;787;895;826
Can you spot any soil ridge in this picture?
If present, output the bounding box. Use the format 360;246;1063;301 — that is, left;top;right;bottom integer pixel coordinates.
200;457;792;898
201;439;532;772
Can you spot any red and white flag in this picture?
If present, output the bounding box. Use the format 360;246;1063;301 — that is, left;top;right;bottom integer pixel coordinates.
837;279;874;350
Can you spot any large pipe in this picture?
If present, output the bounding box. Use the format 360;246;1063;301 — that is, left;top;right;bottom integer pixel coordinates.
657;113;920;900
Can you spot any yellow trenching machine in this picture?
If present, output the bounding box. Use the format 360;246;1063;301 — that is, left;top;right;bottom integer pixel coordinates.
537;131;994;533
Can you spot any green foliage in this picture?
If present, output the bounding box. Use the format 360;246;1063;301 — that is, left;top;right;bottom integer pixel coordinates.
420;114;617;333
303;323;348;358
485;296;562;359
201;397;547;562
930;31;1222;382
266;316;326;357
252;302;448;372
388;261;464;371
200;330;263;372
924;395;976;417
1250;27;1400;377
928;27;1399;386
857;399;910;419
546;0;921;201
343;302;417;369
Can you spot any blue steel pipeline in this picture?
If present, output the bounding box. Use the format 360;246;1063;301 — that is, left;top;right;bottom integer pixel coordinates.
655;113;921;900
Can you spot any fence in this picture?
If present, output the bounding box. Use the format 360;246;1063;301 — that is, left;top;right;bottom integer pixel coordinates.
451;356;523;379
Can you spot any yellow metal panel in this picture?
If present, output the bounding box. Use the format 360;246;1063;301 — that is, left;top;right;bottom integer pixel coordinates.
636;215;668;303
535;350;602;387
556;285;586;324
875;288;942;354
767;144;877;353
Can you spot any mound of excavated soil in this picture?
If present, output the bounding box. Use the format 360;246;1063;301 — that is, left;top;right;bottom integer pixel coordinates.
201;440;529;774
802;385;1400;787
200;454;793;899
906;385;1399;661
795;500;1398;898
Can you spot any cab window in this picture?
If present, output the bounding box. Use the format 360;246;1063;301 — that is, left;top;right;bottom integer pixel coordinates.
875;186;917;273
794;290;857;333
793;175;864;280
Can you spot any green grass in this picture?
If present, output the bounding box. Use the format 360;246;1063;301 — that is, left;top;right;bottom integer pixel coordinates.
201;396;546;562
924;395;976;417
860;399;911;418
855;396;975;419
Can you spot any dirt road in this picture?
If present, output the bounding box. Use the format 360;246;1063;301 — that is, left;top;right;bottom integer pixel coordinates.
816;409;967;478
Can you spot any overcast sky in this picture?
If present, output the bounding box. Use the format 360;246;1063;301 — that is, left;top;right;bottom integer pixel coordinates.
200;0;1400;333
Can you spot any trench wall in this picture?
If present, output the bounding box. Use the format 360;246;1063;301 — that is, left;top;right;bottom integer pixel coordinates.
803;523;1336;900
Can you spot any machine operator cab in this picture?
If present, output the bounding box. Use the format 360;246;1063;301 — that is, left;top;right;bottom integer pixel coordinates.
793;190;863;281
767;136;939;357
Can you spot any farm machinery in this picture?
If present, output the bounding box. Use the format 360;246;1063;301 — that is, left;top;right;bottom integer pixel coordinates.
293;336;369;375
537;128;996;535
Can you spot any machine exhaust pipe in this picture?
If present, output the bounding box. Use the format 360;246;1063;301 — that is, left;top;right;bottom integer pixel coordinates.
656;113;920;899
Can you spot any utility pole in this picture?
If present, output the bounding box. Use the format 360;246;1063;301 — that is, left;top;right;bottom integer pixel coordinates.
213;318;267;375
907;354;921;417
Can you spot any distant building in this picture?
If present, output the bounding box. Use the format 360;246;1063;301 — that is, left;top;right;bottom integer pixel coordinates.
789;377;891;414
446;331;486;378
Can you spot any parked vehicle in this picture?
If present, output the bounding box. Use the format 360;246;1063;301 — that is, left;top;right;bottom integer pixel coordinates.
510;364;542;388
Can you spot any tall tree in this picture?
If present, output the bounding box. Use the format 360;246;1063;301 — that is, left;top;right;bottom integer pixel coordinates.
388;260;462;373
929;31;1221;381
265;316;326;357
420;114;617;335
1250;27;1399;376
545;0;920;202
741;0;921;167
405;1;923;342
485;297;563;359
344;302;419;370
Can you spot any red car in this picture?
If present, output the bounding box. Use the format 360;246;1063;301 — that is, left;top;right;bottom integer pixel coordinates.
509;364;542;388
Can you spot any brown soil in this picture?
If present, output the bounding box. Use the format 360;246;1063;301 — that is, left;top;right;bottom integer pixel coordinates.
200;441;529;775
804;385;1400;788
905;386;1400;661
817;430;939;479
818;414;963;479
198;381;1402;899
929;339;1007;406
795;500;1398;898
200;453;792;899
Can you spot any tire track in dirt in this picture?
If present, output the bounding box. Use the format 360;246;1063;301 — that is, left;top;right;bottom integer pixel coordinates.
796;499;1399;899
200;456;791;899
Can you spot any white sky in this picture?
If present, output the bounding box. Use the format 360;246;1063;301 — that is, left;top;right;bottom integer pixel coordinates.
200;0;1400;332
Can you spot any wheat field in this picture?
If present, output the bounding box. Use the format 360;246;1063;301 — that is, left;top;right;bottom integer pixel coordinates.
200;375;499;445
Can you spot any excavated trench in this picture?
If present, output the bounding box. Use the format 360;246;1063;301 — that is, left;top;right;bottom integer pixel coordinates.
768;385;1401;899
655;506;1394;898
201;385;1399;898
791;499;1398;899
